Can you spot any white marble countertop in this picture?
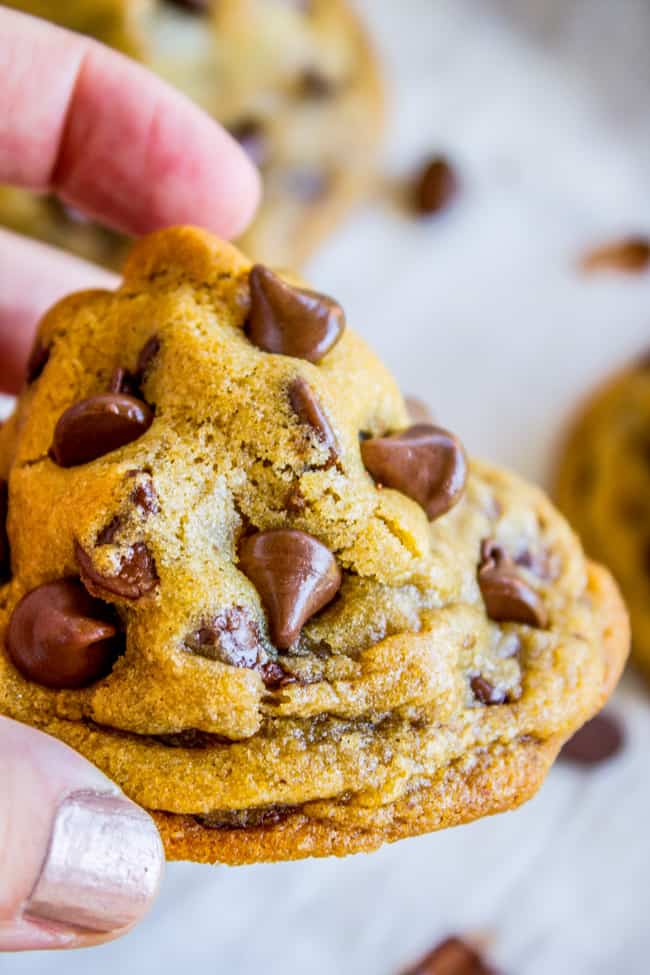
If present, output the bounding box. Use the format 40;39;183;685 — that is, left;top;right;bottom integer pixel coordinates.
5;1;650;972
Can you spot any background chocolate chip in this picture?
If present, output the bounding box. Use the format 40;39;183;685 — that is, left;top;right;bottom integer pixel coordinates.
131;478;159;514
289;376;340;458
361;424;467;520
25;339;50;385
239;529;342;650
51;393;154;467
284;167;332;202
166;0;211;12
136;335;161;379
0;479;10;582
246;265;345;362
414;156;459;216
108;367;140;398
299;68;337;98
76;540;158;601
478;540;548;628
228;118;268;169
96;516;123;546
471;675;507;706
403;936;499;975
560;712;625;766
579;235;650;274
6;579;121;689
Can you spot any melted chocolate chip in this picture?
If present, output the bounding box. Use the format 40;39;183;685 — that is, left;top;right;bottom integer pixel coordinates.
76;540;158;601
166;0;210;11
96;516;122;546
136;335;160;379
404;936;499;975
155;729;217;749
246;266;345;363
51;393;154;467
228;118;268;169
195;804;299;831
0;479;9;582
185;607;261;668
6;579;121;689
259;659;297;689
131;478;159;514
239;529;341;650
361;424;467;520
471;675;507;706
108;367;140;398
25;339;50;385
414;156;458;216
289;376;340;458
560;712;625;766
478;540;548;628
580;235;650;274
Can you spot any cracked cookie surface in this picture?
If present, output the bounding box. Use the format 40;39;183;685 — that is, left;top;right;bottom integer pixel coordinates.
0;227;628;863
0;0;384;268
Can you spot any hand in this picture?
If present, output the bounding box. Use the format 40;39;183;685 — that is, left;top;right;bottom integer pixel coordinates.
0;8;260;950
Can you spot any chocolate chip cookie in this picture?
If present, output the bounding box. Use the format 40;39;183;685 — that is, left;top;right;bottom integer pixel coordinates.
0;0;384;268
0;227;629;863
556;358;650;683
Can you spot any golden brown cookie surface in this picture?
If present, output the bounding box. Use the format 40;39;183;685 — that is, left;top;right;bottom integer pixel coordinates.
0;0;384;268
556;359;650;682
0;227;628;863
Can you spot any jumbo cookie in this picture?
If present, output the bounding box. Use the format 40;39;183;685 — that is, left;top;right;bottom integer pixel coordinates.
0;228;628;863
556;358;650;684
0;0;384;268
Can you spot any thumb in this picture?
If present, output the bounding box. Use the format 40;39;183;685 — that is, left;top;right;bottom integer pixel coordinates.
0;717;164;951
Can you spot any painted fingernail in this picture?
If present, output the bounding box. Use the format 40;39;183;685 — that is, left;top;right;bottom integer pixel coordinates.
25;791;163;933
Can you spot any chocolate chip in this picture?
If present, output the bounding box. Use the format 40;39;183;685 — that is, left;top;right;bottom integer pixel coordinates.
288;377;340;458
246;266;345;363
6;579;121;689
471;675;507;706
414;156;458;216
184;607;261;668
239;529;341;650
196;804;299;831
560;712;624;766
0;479;10;582
50;393;154;467
403;937;499;975
361;424;467;520
136;335;160;379
299;68;336;98
76;539;158;601
228;118;268;169
478;540;548;628
579;235;650;273
286;485;307;513
405;395;434;424
25;339;50;385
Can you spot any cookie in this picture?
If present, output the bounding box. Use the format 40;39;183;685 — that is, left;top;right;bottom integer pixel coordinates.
0;227;628;864
0;0;384;268
556;358;650;682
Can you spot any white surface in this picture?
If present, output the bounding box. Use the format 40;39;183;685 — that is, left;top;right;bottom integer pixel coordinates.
5;1;650;972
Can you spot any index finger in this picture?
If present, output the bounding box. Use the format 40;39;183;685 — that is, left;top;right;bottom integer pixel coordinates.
0;8;260;239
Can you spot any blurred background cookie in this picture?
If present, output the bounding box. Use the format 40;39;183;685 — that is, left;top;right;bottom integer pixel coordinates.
0;0;384;268
556;358;650;683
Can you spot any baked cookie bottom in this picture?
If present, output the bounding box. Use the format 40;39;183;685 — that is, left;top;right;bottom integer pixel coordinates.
155;561;626;864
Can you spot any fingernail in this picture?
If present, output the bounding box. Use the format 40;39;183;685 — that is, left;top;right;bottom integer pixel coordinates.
24;790;163;934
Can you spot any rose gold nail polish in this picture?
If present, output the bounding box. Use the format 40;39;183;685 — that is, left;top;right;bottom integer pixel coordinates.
25;790;163;933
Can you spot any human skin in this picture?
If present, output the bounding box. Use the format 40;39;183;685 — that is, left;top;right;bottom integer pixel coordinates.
0;7;259;950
